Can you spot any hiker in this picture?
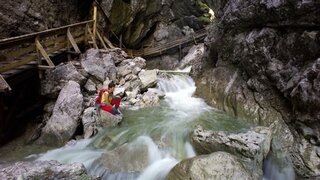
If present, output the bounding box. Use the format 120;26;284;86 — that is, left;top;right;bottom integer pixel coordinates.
97;81;121;115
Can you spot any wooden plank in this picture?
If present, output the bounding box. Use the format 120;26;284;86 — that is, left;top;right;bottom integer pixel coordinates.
0;54;38;73
96;30;108;50
35;39;54;67
0;20;94;49
103;36;115;48
38;65;55;70
67;28;81;53
0;75;11;92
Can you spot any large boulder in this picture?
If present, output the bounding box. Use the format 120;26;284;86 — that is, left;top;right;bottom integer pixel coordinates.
37;81;84;146
191;125;272;179
0;160;91;179
179;43;205;76
138;70;158;91
81;49;117;82
167;151;251;180
81;107;99;139
41;63;86;98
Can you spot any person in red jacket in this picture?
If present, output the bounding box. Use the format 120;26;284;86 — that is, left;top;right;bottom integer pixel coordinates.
98;81;121;115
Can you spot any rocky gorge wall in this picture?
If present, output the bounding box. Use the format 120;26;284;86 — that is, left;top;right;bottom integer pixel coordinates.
198;0;320;177
0;0;91;38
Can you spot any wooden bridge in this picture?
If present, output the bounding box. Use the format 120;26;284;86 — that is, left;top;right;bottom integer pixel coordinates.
0;6;207;92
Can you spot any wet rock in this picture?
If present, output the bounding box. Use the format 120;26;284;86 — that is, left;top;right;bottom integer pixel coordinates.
93;137;151;172
98;110;122;127
37;81;84;146
191;125;272;179
138;70;158;91
179;43;205;76
0;160;91;179
135;88;162;108
82;107;99;139
41;63;86;98
167;151;251;180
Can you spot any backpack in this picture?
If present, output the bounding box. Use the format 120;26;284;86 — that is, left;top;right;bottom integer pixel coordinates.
95;89;107;105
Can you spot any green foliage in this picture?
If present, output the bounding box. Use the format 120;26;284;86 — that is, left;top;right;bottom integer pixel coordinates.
197;16;212;24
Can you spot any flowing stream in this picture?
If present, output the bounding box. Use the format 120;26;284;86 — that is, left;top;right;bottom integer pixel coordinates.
35;74;293;179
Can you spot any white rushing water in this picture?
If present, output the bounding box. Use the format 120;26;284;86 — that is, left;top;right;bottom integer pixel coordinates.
37;74;211;179
34;73;293;180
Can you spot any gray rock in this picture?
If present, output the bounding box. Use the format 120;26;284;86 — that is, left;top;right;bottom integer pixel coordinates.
41;63;86;98
98;110;123;128
84;79;97;95
0;160;91;180
37;81;84;146
191;125;272;179
138;70;158;91
81;49;117;82
82;107;98;139
179;43;205;76
167;151;251;180
114;87;126;98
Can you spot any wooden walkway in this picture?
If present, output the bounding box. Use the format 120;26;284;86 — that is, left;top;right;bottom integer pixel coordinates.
0;19;207;91
125;28;207;58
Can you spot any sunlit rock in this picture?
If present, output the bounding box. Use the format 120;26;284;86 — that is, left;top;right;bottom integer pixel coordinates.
37;81;83;146
167;151;251;180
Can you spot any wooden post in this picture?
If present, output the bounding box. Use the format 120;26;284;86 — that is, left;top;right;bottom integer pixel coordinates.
93;2;97;41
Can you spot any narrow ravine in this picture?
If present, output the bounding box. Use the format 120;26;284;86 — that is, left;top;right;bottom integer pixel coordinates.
36;74;249;179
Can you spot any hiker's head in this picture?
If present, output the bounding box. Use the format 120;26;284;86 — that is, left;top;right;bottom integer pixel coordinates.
109;81;116;91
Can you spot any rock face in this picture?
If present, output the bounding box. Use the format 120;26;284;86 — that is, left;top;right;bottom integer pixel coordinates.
0;0;90;38
167;151;251;180
191;126;272;179
41;63;86;98
202;0;320;177
0;160;90;179
37;81;83;146
100;0;211;48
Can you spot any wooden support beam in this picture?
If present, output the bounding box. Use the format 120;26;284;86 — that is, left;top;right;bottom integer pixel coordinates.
96;30;108;50
103;36;115;48
87;24;98;49
35;39;55;67
0;75;11;92
67;28;81;53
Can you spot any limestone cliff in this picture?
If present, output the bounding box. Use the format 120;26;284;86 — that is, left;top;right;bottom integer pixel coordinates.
202;0;320;177
0;0;91;39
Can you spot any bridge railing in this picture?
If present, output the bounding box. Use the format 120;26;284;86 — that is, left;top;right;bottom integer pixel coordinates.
125;28;207;58
0;20;95;74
